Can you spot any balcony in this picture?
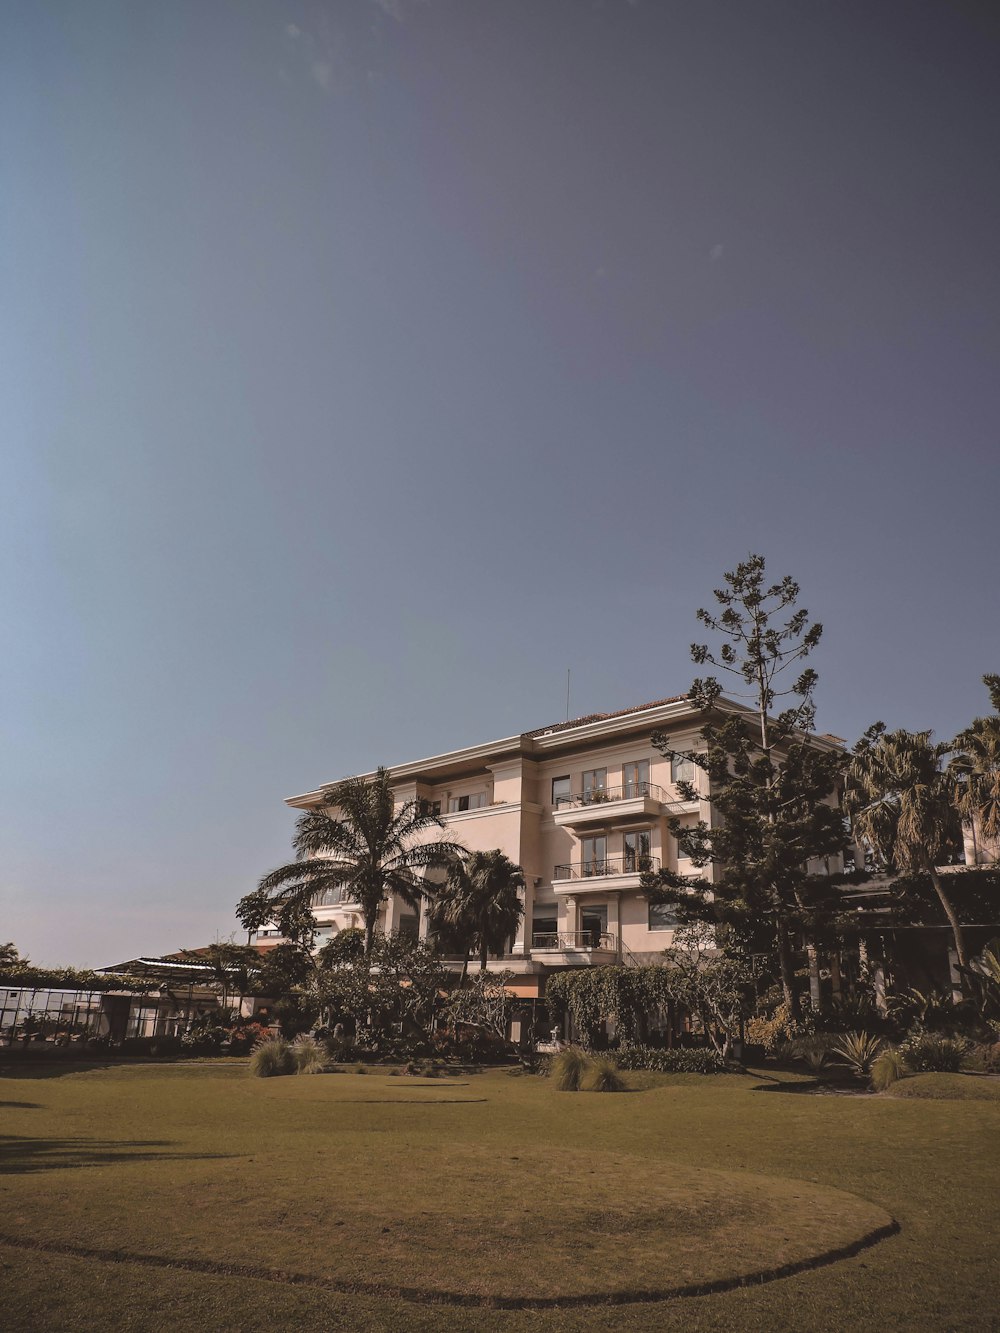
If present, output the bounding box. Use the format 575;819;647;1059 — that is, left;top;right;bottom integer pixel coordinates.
310;885;355;909
552;782;696;828
554;854;660;880
550;854;660;896
530;931;619;961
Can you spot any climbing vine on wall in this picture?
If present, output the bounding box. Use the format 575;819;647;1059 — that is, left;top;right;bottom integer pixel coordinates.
545;966;675;1046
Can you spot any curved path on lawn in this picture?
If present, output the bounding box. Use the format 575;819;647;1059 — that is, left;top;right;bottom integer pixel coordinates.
0;1216;900;1309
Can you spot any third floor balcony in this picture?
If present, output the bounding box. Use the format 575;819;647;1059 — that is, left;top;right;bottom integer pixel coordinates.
552;781;696;827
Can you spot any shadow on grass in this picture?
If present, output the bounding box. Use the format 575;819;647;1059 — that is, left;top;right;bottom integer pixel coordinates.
0;1060;121;1081
0;1101;42;1109
0;1134;236;1175
750;1080;870;1096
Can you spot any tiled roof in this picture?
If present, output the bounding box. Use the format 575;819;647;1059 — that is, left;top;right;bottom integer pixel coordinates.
526;695;688;737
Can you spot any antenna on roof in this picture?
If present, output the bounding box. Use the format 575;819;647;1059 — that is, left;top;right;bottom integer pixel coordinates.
566;668;571;722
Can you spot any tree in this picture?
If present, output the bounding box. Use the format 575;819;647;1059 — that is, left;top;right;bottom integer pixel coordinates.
951;674;1000;865
238;767;463;958
660;926;759;1058
312;934;447;1042
0;942;24;971
445;971;517;1041
845;724;968;969
428;849;525;977
177;942;261;1019
646;555;847;1018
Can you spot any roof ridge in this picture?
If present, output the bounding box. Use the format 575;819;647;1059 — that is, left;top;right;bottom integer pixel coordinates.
526;694;688;737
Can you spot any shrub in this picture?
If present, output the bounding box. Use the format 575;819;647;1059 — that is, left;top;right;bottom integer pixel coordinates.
614;1046;726;1074
965;1042;1000;1073
291;1033;327;1075
745;1002;805;1053
900;1032;969;1073
871;1047;908;1092
179;1023;229;1054
580;1055;626;1092
551;1046;590;1091
248;1036;295;1078
831;1031;883;1079
227;1022;271;1055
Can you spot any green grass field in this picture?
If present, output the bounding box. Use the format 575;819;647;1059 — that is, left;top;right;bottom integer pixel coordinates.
1;1059;997;1330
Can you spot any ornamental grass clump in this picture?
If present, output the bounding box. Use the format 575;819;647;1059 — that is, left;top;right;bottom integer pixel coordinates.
291;1033;327;1075
551;1046;590;1092
248;1036;295;1078
900;1032;969;1073
871;1047;909;1092
580;1055;626;1093
831;1031;882;1081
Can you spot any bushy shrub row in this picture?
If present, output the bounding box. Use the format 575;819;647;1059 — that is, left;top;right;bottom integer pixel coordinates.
613;1046;726;1074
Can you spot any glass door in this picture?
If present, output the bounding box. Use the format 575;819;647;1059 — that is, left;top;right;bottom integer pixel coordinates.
623;759;649;799
581;834;607;877
624;829;652;872
580;905;608;947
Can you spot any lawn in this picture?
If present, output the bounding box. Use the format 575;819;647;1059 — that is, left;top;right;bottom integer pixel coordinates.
0;1059;997;1331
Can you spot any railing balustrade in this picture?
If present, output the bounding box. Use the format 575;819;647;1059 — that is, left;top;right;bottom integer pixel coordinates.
531;931;618;951
310;885;351;907
552;855;660;881
554;781;665;808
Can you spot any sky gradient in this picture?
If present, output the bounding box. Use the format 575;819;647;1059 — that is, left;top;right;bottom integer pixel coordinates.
3;1;999;965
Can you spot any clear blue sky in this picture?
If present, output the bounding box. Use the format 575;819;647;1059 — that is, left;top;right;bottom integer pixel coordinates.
3;1;998;966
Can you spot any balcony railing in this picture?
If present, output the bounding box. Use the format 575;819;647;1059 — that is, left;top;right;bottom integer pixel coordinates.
553;855;660;880
310;885;352;908
531;931;618;951
555;781;665;808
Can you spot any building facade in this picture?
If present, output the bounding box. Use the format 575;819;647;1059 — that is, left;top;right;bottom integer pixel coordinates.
272;695;745;1000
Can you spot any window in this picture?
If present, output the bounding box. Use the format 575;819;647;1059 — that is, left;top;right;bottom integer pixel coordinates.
671;751;696;786
648;901;679;931
447;792;487;813
418;799;441;817
551;775;571;807
582;768;607;803
581;834;607;876
624;829;652;872
623;759;649;798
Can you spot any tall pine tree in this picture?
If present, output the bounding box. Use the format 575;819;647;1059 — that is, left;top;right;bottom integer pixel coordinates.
647;555;846;1018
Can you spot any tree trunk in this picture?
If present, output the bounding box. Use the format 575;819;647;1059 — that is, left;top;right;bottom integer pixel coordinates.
806;942;822;1012
928;866;968;973
364;921;375;958
479;939;489;973
459;950;470;985
776;921;800;1020
829;949;842;1002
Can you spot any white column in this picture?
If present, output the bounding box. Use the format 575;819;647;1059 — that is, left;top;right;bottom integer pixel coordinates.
563;895;579;941
607;891;622;953
418;895;431;942
512;884;530;955
382;894;399;936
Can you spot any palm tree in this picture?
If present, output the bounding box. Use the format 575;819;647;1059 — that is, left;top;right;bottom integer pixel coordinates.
951;674;1000;865
429;849;525;979
240;768;463;958
845;725;968;969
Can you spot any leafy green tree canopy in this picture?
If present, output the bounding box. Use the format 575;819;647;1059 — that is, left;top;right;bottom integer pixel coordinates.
238;766;464;957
